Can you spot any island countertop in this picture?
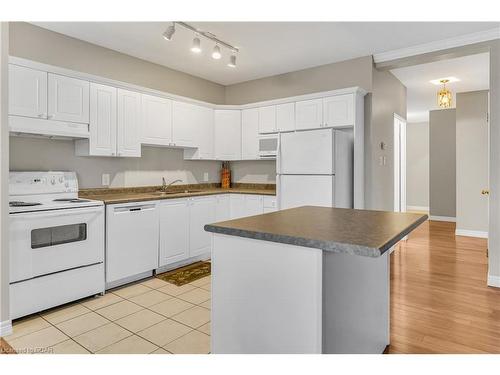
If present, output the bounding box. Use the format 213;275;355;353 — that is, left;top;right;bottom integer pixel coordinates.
204;206;427;257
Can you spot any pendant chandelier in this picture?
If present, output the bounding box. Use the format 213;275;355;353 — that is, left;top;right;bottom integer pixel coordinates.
437;79;452;108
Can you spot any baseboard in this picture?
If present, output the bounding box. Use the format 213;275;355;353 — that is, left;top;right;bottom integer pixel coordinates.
429;215;456;222
455;229;488;239
487;274;500;288
0;320;13;337
406;205;429;212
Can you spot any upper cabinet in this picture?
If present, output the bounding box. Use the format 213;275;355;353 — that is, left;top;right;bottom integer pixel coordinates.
322;94;354;128
117;89;141;157
258;106;276;134
214;110;241;160
241;108;260;160
172;101;197;147
88;83;117;156
9;65;48;119
183;105;214;160
295;98;323;130
276;103;295;132
48;73;89;123
141;94;173;146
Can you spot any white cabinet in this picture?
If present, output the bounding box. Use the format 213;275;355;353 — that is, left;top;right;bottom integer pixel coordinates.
141;94;172;146
295;98;323;130
215;194;231;222
172;101;197;147
88;83;117;156
106;202;159;284
159;199;190;267
189;196;216;258
241;108;260;160
229;194;246;219
230;194;264;219
184;105;214;160
276;103;295;132
117;89;141;157
258;106;277;134
214;110;241;160
9;65;47;119
48;73;89;123
263;196;278;213
322;94;354;128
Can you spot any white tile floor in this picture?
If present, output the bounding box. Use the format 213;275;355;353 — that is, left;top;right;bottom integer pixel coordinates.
4;275;212;354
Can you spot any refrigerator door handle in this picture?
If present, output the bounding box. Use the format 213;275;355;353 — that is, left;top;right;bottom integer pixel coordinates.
276;174;281;210
276;133;281;174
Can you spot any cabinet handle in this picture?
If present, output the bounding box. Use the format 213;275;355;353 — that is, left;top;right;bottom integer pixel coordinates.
47;114;54;119
38;113;46;118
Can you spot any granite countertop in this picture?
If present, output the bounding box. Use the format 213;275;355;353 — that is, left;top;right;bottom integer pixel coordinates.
204;206;427;257
79;183;276;205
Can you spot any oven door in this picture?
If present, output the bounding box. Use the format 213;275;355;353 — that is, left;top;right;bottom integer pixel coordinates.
9;206;104;283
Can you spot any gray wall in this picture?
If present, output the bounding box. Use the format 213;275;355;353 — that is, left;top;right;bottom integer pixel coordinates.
9;22;225;104
224;56;373;104
429;109;456;218
406;122;429;209
366;68;407;211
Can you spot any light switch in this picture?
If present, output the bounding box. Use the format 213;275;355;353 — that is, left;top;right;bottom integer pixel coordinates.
203;172;209;182
102;173;110;186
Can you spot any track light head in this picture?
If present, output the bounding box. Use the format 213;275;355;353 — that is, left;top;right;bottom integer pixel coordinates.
228;54;237;68
162;23;175;41
212;45;221;60
190;37;202;53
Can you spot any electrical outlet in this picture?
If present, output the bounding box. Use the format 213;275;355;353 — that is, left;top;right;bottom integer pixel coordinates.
102;173;110;186
203;172;209;182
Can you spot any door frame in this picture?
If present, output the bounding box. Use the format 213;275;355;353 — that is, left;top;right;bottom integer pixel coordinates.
394;113;407;213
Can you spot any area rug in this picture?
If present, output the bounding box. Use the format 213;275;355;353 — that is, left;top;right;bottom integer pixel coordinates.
156;261;211;286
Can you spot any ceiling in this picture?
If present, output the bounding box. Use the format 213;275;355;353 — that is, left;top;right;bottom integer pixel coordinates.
391;52;490;123
32;22;498;85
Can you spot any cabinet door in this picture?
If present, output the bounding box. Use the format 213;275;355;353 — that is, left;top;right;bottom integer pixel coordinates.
241;108;259;160
159;199;189;266
244;195;264;217
214;110;241;160
89;83;117;156
229;194;246;219
48;73;89;123
196;106;214;159
295;99;323;130
141;94;172;146
189;196;216;257
117;89;141;157
172;101;197;147
258;105;277;134
323;94;355;128
215;194;231;222
9;65;48;119
276;103;295;132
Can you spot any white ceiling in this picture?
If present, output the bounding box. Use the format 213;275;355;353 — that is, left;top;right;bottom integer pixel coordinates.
32;22;498;85
391;53;490;123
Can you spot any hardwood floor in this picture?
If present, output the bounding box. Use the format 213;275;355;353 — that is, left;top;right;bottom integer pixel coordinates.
388;220;500;353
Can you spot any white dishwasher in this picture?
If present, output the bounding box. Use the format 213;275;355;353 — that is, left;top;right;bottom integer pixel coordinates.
106;201;159;287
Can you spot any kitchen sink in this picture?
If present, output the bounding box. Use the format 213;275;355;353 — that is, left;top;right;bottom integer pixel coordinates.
151;190;203;196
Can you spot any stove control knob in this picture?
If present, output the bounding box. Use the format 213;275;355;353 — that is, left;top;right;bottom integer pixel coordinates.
65;182;69;188
59;177;64;183
51;179;56;185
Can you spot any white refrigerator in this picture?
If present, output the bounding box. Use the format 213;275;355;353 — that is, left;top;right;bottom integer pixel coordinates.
277;128;353;210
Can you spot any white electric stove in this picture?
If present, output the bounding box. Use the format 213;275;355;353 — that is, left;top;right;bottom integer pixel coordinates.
9;171;105;320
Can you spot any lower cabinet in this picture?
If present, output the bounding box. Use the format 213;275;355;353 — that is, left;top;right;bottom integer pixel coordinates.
230;194;264;220
189;196;216;258
159;198;190;266
215;194;231;222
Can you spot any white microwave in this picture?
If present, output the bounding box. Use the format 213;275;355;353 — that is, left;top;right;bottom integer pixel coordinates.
258;134;278;159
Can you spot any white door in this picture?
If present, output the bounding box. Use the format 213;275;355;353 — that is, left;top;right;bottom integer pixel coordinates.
215;194;231;222
393;115;407;212
276;103;295;132
244;195;264;216
280;129;334;175
196;106;214;159
89;83;117;156
241;108;260;160
214;110;241;160
279;175;334;210
229;194;246;219
323;94;354;128
172;101;197;147
295;99;323;130
141;94;172;146
189;196;216;257
258;106;277;134
159;199;189;266
48;73;89;123
9;65;48;119
117;89;141;157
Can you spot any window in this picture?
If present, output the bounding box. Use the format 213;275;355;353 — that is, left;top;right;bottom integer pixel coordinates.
31;223;87;249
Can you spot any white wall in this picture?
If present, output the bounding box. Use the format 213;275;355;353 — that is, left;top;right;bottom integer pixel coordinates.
406;122;429;210
230;161;276;184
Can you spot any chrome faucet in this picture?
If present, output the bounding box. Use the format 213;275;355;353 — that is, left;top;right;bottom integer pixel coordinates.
162;178;183;192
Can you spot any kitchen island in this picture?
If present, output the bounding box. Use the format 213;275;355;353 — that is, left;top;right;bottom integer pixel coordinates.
205;206;427;354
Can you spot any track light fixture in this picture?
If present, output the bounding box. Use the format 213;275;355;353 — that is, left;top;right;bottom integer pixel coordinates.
162;23;175;41
163;22;239;68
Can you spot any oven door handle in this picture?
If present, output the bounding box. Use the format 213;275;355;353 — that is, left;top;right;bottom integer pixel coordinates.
9;205;104;220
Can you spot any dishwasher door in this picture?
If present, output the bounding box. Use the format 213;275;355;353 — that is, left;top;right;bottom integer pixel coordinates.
106;202;159;284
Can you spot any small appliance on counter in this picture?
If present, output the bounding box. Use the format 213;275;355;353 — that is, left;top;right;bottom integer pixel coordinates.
8;171;105;319
221;161;231;189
